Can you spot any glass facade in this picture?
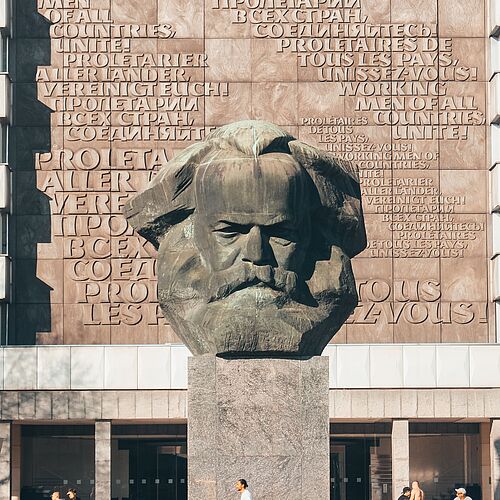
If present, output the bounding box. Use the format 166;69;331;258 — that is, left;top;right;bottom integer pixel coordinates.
111;424;187;500
0;123;7;163
0;2;8;345
0;211;7;253
0;190;8;345
0;30;8;73
409;423;482;500
15;421;487;500
0;299;7;344
21;425;95;500
330;423;392;500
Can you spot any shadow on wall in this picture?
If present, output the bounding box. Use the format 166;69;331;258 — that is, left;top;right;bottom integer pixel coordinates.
9;0;52;344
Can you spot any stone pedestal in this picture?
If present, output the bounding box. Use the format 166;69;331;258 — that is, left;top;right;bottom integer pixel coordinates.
188;355;330;500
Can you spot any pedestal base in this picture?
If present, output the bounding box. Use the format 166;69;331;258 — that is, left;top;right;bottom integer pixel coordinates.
188;355;330;499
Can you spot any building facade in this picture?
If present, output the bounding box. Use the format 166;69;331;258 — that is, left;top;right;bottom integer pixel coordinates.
0;0;499;499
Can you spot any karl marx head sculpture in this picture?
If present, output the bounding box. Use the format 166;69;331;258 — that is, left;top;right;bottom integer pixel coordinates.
124;121;366;357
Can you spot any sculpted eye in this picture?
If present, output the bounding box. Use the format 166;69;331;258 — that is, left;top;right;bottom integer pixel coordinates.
216;231;239;239
213;222;249;239
270;236;293;247
213;226;241;239
266;224;298;244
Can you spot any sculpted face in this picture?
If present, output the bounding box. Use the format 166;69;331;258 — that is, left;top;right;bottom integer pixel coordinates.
193;153;311;302
124;120;367;356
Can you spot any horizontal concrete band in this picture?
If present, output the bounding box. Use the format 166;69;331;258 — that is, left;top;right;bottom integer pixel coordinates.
0;390;187;421
0;388;500;421
1;344;500;391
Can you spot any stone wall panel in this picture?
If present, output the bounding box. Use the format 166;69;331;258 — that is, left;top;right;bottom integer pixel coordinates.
7;0;487;344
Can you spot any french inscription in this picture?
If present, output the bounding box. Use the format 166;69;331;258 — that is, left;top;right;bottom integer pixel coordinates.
34;0;489;342
349;279;488;326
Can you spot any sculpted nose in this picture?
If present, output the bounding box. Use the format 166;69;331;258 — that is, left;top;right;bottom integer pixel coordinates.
243;226;271;265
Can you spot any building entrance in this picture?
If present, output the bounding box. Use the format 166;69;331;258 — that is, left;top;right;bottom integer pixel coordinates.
112;440;187;500
330;445;346;500
20;425;95;500
409;423;482;500
330;423;392;500
112;424;187;500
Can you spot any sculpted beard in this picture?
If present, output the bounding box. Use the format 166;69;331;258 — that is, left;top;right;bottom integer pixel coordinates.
206;262;304;305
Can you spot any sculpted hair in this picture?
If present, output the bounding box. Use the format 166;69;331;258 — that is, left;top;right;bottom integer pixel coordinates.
124;120;366;258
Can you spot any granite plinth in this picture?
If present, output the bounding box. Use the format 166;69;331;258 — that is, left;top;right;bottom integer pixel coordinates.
188;355;330;500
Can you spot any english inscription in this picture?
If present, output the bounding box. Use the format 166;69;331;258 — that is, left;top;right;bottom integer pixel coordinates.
33;0;489;343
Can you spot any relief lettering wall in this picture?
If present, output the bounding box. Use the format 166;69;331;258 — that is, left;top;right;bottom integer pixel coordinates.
14;0;489;343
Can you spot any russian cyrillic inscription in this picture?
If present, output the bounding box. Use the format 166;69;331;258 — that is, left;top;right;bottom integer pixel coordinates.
31;0;489;344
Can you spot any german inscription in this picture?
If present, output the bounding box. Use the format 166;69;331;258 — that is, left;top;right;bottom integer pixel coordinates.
33;0;489;343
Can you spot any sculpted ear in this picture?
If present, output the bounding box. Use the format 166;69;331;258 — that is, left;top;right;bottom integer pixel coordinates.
288;140;367;258
123;142;210;248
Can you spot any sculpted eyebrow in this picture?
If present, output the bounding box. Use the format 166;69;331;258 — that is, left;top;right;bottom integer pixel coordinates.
213;219;296;230
213;220;250;232
270;220;293;229
266;221;298;234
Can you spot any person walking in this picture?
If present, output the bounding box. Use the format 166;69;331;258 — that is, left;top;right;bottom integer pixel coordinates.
236;479;253;499
66;489;80;500
410;481;424;500
398;486;411;500
454;487;472;500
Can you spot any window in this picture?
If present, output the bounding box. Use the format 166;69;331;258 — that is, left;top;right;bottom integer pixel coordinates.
21;425;95;499
330;423;392;500
409;423;481;499
112;424;187;500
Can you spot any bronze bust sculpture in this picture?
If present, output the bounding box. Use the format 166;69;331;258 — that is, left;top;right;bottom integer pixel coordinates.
124;120;366;356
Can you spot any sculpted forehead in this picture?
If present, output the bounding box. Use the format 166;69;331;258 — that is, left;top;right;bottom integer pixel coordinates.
195;153;311;221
